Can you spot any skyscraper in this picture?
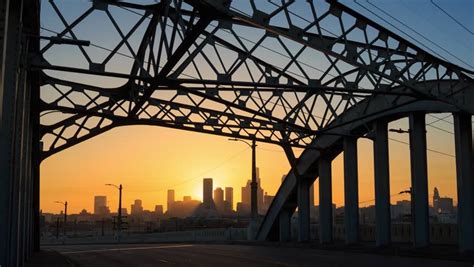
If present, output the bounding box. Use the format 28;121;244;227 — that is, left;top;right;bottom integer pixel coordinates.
214;187;224;212
167;189;175;212
94;196;108;215
433;187;440;211
131;199;143;215
225;187;233;212
193;178;218;218
241;178;264;214
203;178;213;207
154;205;163;216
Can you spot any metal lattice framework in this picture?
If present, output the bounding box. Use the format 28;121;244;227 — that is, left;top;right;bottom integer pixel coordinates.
35;0;473;161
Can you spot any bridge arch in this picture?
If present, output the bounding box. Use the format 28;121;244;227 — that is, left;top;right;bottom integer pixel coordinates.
257;80;473;251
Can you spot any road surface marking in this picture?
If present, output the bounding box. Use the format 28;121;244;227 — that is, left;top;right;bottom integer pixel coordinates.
61;244;194;255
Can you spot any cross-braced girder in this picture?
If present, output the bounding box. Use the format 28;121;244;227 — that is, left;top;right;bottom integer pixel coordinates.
35;0;473;160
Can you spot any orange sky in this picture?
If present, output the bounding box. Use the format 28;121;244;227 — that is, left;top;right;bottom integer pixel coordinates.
40;115;458;214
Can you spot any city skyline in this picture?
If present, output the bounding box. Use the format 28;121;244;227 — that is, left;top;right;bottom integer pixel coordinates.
44;178;456;216
41;117;459;215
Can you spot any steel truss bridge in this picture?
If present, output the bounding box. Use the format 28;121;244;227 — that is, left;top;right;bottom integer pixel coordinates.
1;0;473;265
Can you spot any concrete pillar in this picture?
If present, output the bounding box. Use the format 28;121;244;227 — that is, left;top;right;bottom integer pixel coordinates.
343;136;359;244
319;155;333;244
373;120;391;247
0;0;23;265
453;113;474;252
279;209;291;242
409;113;429;248
297;179;310;242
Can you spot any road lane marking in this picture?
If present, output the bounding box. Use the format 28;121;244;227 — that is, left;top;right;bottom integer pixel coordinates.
60;244;194;255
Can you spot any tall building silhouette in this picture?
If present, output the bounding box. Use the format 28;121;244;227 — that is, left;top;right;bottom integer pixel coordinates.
131;199;143;215
214;187;224;212
193;178;218;218
167;189;175;212
94;196;109;215
154;205;163;216
203;178;213;207
433;187;454;214
433;187;440;211
241;178;264;214
225;187;233;212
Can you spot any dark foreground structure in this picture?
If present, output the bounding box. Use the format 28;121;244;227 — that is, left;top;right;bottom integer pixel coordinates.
1;0;473;266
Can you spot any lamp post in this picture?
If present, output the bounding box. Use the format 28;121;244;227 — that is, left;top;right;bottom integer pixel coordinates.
54;201;67;236
228;138;258;221
400;188;414;243
106;183;122;240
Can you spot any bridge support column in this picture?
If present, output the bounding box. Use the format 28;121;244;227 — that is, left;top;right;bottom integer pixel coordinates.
409;113;429;248
373;120;391;247
453;113;474;252
319;155;333;244
279;209;291;242
297;179;310;242
343;136;359;245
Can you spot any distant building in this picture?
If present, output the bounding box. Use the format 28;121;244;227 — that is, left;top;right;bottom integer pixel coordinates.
360;205;375;224
236;202;249;216
94;196;109;215
262;192;274;213
167;189;175;212
120;208;128;216
131;199;143;215
224;187;234;213
241;178;264;214
203;178;213;208
154;205;163;216
193;178;218;218
433;187;454;214
167;196;201;218
214;187;224;212
391;200;411;221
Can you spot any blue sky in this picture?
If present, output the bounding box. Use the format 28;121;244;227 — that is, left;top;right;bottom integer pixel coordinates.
342;0;474;70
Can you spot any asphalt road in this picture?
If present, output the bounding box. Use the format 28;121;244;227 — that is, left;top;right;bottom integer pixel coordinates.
46;243;472;267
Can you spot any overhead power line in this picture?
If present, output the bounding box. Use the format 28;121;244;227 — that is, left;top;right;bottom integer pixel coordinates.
430;0;474;35
127;146;249;193
353;0;452;64
365;0;474;69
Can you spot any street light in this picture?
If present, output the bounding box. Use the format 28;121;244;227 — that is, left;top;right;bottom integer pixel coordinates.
228;138;258;222
54;201;67;236
105;183;123;240
389;128;410;134
400;188;415;243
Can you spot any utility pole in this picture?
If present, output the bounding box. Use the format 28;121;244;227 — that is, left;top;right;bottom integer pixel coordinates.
106;183;123;241
64;201;67;237
56;217;60;240
54;201;67;237
250;139;257;221
118;184;122;236
228;137;258;239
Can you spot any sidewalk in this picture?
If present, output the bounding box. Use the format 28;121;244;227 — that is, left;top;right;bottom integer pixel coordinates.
25;249;74;267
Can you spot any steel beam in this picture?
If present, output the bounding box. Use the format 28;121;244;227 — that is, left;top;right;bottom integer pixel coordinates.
453;113;474;252
409;113;429;248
